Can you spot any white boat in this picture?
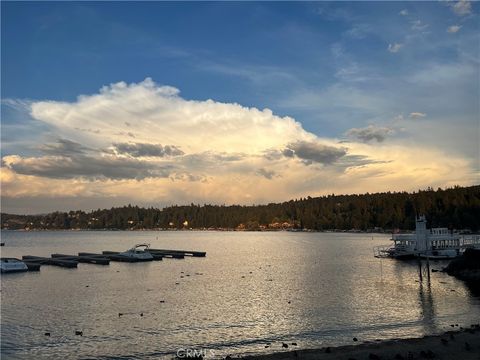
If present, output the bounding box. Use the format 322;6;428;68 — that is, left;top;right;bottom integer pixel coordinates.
1;258;29;273
374;215;480;260
118;244;154;261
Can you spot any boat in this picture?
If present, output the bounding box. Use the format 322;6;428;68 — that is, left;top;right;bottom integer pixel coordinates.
118;243;154;261
374;215;480;260
1;258;29;273
418;249;458;260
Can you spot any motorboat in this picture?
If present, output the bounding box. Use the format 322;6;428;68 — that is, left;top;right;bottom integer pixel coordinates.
118;243;154;261
1;258;29;273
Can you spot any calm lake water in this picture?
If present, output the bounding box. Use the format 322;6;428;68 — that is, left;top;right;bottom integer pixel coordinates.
1;231;480;359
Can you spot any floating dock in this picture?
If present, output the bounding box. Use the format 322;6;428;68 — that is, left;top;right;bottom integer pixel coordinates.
14;248;206;271
149;248;206;257
22;255;78;268
52;254;110;265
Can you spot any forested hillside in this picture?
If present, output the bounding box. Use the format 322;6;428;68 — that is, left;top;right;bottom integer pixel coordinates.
2;185;479;231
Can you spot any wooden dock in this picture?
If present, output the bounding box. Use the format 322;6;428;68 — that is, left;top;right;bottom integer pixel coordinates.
101;250;164;261
22;255;78;268
149;248;206;257
52;254;110;265
17;248;205;271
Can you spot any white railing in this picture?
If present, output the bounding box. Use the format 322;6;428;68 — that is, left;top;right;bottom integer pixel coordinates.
461;235;480;248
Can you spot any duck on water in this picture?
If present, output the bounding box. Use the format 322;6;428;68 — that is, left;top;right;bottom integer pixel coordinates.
374;215;480;260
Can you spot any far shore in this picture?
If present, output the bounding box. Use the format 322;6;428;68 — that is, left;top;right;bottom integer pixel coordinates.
242;327;480;360
0;228;409;234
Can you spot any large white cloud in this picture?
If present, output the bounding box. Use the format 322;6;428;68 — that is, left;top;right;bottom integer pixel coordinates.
1;78;478;213
30;78;314;154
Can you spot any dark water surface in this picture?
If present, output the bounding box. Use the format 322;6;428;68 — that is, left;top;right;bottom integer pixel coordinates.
1;231;479;359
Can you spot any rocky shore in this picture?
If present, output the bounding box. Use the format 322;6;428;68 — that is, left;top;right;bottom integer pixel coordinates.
445;248;480;281
243;327;480;360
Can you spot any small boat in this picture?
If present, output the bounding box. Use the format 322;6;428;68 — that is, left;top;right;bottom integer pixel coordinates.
1;258;29;273
118;244;154;261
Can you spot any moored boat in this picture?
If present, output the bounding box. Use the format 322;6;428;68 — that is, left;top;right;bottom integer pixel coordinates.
418;249;458;259
118;243;154;261
1;258;29;273
374;216;480;260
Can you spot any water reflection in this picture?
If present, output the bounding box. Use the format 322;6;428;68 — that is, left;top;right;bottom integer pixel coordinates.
418;276;436;333
1;231;480;359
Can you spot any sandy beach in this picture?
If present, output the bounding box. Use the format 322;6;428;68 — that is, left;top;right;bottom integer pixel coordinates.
243;327;480;360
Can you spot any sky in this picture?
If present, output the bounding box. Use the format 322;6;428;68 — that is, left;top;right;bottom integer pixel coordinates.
1;1;479;214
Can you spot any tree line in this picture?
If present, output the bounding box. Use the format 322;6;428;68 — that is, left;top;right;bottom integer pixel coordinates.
1;185;479;231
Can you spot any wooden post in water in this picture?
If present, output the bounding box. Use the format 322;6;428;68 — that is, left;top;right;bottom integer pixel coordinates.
426;255;431;282
418;256;423;282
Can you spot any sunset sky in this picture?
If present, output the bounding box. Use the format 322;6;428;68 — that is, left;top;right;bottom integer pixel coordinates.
1;1;479;214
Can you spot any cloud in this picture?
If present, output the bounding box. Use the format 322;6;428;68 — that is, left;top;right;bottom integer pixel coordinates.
399;9;408;16
256;168;277;180
409;112;427;119
447;25;462;33
112;142;184;157
449;0;472;16
388;43;404;53
39;138;91;156
283;141;347;165
2;78;478;213
411;20;429;31
345;125;394;143
171;173;206;182
28;78;312;155
3;154;173;180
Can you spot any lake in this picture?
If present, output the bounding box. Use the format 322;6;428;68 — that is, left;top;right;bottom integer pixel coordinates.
1;231;479;359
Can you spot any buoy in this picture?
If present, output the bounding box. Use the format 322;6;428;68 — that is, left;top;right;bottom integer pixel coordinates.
75;330;83;336
44;332;50;336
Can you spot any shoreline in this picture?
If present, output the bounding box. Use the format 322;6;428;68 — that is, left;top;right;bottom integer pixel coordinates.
242;327;480;360
0;228;401;234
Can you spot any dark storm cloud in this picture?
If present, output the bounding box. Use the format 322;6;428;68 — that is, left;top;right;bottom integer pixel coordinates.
345;126;394;143
8;154;173;180
284;141;347;165
113;142;184;157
